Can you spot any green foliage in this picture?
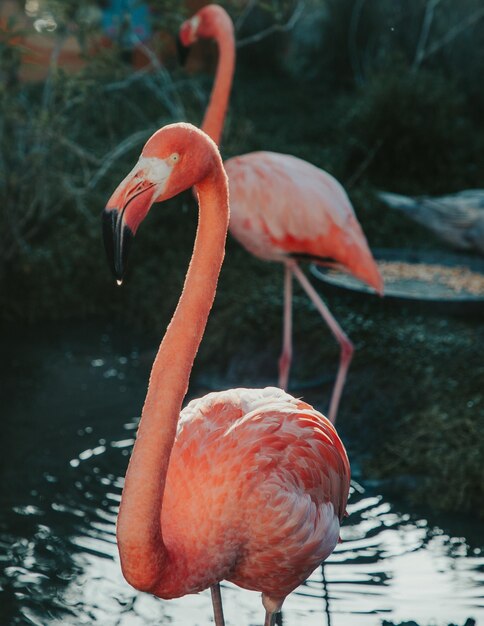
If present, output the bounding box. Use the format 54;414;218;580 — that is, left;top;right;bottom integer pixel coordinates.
288;0;484;88
375;405;483;515
0;30;195;320
343;67;483;193
344;309;484;518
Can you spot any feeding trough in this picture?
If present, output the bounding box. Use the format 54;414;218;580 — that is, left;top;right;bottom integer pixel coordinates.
310;248;484;315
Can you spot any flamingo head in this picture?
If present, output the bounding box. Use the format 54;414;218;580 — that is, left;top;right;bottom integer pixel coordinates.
102;123;220;282
178;14;201;47
178;5;233;62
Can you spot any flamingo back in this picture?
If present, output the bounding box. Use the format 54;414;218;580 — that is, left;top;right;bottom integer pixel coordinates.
226;151;383;293
162;387;350;600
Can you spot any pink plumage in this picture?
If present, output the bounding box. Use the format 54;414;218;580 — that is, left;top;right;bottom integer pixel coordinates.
226;152;383;292
162;387;350;608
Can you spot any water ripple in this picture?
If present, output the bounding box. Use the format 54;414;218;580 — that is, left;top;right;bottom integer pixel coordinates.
1;418;482;626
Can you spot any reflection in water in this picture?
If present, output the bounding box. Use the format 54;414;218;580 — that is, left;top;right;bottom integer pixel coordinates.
0;324;482;625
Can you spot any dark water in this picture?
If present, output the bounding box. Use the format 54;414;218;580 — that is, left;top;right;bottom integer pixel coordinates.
1;323;482;626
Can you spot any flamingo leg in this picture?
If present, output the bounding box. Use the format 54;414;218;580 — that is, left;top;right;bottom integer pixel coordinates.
210;584;226;626
278;261;294;390
321;563;332;626
290;263;354;424
264;611;276;626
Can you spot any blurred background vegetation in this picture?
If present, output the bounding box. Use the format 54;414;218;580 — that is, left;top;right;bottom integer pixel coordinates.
1;0;483;518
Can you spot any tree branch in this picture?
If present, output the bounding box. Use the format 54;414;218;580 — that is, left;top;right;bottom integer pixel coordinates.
235;0;258;32
236;1;305;48
419;6;484;64
131;36;186;120
346;138;384;189
348;0;367;87
53;134;102;166
412;0;442;72
87;128;154;190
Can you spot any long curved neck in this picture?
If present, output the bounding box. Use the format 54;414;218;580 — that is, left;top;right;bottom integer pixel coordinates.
201;19;235;146
116;168;229;593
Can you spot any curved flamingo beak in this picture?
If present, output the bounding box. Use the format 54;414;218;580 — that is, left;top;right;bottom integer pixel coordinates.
102;154;176;282
176;34;189;66
102;208;133;283
102;177;157;283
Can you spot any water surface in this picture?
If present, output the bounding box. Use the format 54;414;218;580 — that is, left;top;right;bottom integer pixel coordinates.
1;323;482;625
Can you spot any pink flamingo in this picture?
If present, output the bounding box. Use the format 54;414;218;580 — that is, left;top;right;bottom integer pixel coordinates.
102;122;350;626
179;5;383;424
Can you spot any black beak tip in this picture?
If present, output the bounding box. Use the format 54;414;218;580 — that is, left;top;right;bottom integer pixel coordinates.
176;34;189;67
102;208;118;279
102;208;133;284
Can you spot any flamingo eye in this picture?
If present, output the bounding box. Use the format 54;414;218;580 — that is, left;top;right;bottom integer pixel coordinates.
169;153;180;164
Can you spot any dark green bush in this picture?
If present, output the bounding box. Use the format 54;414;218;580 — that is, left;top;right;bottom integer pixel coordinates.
343;67;483;193
0;45;196;321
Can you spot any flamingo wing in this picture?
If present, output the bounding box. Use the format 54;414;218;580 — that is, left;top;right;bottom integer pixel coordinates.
163;387;350;600
226;151;383;292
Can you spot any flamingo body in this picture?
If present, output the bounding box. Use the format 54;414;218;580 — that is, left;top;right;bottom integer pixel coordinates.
226;151;383;291
102;105;350;625
162;386;349;604
179;5;383;423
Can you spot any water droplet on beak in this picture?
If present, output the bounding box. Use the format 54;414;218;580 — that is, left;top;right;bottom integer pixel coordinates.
116;279;123;287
